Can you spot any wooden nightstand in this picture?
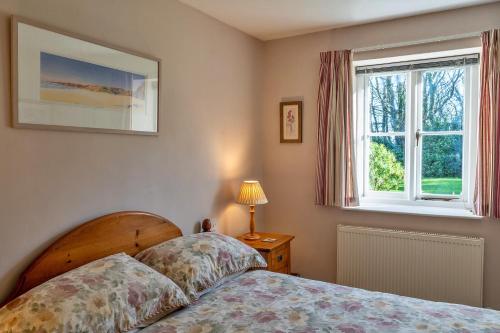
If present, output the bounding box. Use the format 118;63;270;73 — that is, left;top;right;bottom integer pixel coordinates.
237;232;294;274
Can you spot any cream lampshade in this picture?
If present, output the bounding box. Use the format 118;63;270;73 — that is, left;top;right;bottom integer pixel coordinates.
236;180;268;240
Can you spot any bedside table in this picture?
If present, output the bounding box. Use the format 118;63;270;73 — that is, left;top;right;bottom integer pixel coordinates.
237;232;294;274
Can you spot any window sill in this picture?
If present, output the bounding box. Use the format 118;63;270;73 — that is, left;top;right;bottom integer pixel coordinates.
343;203;481;219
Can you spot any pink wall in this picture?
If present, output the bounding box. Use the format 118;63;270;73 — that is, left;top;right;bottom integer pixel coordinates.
0;0;264;302
261;2;500;309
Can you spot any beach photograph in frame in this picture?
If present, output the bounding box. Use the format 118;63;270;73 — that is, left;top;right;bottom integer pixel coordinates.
12;17;159;135
40;52;147;111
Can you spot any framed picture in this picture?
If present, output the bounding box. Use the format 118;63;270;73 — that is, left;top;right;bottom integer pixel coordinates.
12;16;160;135
280;101;302;143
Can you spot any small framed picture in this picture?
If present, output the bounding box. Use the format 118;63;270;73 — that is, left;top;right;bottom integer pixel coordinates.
280;101;302;143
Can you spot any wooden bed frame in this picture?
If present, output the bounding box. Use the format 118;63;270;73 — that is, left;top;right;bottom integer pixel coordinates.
3;211;182;306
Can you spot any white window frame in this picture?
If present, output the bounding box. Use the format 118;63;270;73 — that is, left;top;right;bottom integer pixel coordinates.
353;48;480;211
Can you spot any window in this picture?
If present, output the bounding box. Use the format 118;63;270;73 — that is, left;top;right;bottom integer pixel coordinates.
354;50;479;210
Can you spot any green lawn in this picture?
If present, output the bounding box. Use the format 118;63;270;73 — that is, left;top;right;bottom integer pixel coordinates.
397;178;462;195
422;177;462;195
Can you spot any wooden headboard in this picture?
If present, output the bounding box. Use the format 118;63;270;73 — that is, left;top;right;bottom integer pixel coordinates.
3;211;182;305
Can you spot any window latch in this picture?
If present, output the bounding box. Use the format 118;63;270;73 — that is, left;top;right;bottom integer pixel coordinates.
416;129;421;147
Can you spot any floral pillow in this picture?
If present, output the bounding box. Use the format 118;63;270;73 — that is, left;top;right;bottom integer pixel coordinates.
0;253;190;333
135;233;267;300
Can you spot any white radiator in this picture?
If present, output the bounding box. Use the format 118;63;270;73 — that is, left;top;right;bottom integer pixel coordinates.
337;225;484;307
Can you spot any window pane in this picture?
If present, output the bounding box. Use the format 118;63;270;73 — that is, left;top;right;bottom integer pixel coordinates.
421;135;462;195
369;74;406;133
369;136;405;192
422;68;464;131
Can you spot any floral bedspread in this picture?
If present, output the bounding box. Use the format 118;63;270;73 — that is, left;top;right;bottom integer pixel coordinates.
141;270;500;333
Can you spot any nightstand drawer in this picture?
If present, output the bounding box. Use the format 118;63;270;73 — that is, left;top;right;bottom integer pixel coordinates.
270;244;289;271
273;266;288;274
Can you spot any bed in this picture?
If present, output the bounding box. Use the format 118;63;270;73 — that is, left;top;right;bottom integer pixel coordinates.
2;211;500;332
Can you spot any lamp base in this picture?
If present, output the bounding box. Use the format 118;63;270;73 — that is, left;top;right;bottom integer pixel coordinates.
243;232;261;240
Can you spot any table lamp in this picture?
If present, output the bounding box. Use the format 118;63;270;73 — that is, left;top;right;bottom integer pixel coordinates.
236;180;268;240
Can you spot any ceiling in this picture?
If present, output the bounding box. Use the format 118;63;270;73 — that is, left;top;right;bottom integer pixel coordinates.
179;0;497;40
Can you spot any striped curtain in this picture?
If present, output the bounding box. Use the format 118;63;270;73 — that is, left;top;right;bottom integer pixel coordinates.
474;29;500;217
315;50;359;207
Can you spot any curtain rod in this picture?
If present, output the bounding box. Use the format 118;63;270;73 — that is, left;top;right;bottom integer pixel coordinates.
352;31;482;53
